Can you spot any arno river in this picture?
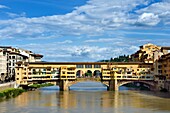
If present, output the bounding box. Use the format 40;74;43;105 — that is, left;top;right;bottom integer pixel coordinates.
0;82;170;113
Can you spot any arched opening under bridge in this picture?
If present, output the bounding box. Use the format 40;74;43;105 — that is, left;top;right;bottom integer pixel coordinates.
85;70;92;77
94;70;102;78
69;81;108;91
76;70;84;78
119;81;154;91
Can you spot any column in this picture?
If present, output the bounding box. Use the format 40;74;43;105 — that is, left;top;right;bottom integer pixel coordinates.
108;79;118;91
59;80;69;91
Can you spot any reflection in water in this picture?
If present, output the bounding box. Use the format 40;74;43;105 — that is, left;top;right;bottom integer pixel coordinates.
0;86;170;113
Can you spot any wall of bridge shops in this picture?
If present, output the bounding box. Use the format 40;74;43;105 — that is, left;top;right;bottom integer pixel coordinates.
15;62;154;87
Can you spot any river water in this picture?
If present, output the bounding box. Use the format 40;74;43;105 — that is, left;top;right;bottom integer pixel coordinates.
0;82;170;113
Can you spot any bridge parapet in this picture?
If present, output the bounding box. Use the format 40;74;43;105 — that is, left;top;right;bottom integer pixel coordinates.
76;77;101;82
114;75;154;81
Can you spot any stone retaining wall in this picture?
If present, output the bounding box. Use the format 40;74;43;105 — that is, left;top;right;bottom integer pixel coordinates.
0;82;15;91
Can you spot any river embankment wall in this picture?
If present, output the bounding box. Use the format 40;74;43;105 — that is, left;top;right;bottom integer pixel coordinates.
0;82;15;91
165;81;170;92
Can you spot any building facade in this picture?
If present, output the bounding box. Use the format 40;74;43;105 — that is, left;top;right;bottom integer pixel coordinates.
130;43;167;63
15;62;153;86
0;48;8;83
0;46;43;83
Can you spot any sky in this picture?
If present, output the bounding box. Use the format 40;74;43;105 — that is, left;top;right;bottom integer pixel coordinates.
0;0;170;62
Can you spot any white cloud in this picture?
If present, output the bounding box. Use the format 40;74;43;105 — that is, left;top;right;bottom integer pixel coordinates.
136;13;160;26
15;36;170;62
1;0;170;61
84;38;123;43
6;12;26;18
0;5;8;9
58;40;73;44
1;0;169;40
136;2;170;25
16;39;143;62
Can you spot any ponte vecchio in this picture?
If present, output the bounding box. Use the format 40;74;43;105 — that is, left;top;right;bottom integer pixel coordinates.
15;61;156;91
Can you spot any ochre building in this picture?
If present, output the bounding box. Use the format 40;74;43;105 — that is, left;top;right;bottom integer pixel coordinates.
15;62;154;90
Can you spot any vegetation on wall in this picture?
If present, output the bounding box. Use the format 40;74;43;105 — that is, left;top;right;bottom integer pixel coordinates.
29;83;54;88
0;88;25;101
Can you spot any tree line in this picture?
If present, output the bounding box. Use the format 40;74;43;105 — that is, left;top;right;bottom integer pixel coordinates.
98;55;130;62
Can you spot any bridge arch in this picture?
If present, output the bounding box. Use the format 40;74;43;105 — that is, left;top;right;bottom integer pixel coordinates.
94;70;101;78
85;70;92;77
118;81;155;90
68;81;109;90
76;70;84;78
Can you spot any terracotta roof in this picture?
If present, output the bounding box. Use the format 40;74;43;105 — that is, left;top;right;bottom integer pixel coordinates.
161;47;170;50
0;46;12;48
16;61;29;65
31;54;43;57
16;61;23;65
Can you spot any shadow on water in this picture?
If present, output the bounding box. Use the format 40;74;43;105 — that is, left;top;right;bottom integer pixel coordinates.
39;81;170;98
70;81;108;91
40;81;108;91
39;81;131;91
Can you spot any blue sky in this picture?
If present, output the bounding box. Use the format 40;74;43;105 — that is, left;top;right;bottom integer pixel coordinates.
0;0;170;61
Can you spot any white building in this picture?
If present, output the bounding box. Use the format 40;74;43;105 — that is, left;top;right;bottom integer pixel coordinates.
0;48;8;83
0;46;43;82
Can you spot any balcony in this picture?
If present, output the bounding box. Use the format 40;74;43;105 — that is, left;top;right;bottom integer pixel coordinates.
102;76;111;80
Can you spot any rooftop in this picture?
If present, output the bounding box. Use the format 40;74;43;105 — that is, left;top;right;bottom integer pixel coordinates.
28;61;153;65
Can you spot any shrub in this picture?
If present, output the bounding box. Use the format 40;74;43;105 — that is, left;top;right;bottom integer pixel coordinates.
0;88;25;100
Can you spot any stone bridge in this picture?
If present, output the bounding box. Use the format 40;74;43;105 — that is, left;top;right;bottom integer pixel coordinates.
15;61;157;91
57;77;157;91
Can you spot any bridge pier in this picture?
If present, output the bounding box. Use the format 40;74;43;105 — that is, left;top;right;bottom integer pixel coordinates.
59;80;69;91
108;79;118;91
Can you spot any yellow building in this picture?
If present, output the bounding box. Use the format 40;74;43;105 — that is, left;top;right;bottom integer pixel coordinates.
131;43;163;63
15;62;153;86
157;53;170;79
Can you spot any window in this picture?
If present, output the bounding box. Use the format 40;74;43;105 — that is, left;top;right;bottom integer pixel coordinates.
32;69;36;74
47;68;51;71
9;61;11;66
127;72;131;74
158;70;162;74
85;65;92;68
23;77;27;79
67;72;75;74
158;65;162;69
76;65;84;68
12;56;15;59
94;64;101;68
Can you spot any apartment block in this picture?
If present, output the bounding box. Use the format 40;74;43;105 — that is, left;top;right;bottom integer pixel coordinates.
0;46;43;82
130;43;167;63
0;48;8;83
